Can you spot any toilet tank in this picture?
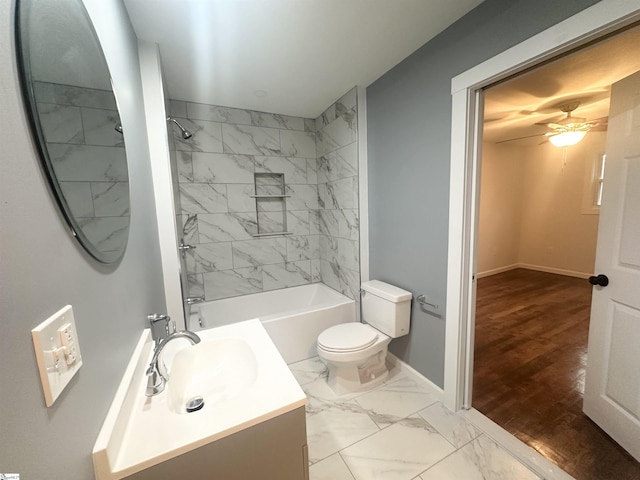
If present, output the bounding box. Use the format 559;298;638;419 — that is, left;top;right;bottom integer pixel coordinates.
361;280;412;338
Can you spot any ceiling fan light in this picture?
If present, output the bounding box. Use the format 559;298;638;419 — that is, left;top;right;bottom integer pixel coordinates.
549;130;587;147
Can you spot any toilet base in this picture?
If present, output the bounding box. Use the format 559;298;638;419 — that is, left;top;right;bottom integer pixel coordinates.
324;350;389;396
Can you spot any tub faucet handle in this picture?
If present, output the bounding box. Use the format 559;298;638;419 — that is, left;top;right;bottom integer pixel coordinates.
186;296;205;305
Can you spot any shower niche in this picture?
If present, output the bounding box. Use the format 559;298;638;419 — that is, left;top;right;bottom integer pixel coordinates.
251;173;292;237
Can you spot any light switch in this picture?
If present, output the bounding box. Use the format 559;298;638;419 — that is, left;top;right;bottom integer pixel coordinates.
32;305;83;407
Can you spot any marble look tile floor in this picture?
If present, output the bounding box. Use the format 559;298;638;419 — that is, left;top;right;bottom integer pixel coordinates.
288;357;549;480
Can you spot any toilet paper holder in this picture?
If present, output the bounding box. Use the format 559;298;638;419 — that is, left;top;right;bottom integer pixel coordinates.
416;294;438;310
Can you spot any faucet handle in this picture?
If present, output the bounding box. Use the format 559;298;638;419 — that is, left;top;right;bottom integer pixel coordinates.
148;313;174;342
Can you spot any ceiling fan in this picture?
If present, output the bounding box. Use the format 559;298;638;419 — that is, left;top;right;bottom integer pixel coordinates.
498;101;608;146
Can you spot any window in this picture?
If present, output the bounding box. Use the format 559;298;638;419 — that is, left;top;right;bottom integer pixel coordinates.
581;153;606;215
595;154;606;207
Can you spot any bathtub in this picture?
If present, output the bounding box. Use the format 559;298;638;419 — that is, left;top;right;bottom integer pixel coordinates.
191;283;356;364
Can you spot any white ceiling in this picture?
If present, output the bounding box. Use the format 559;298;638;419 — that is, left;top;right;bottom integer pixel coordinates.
123;0;484;118
484;25;640;145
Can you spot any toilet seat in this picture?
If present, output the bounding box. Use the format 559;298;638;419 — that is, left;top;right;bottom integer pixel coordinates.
317;323;379;353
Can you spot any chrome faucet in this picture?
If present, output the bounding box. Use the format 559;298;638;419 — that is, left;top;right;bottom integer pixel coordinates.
145;326;201;397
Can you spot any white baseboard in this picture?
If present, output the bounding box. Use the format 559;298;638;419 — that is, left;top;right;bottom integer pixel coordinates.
477;263;590;279
516;263;590;279
386;352;444;401
476;264;519;278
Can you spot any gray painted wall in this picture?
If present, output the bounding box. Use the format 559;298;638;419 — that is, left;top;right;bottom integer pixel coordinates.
366;0;600;387
0;1;165;478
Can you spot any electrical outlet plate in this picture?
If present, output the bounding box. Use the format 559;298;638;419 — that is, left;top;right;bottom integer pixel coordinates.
32;305;83;407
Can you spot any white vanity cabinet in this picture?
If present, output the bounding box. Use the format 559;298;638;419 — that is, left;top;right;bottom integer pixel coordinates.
124;407;308;480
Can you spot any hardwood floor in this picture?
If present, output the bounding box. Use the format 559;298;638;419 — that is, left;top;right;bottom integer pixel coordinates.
472;269;640;480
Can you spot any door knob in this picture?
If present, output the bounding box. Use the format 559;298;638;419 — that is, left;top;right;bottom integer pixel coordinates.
588;274;609;287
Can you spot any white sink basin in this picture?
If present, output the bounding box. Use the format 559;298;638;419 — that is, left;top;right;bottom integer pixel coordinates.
92;319;306;480
167;337;257;414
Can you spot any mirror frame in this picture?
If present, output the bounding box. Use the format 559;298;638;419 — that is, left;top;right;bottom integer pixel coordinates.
14;0;130;264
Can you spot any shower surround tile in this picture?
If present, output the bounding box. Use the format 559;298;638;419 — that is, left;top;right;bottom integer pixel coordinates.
179;183;227;214
197;212;257;242
317;143;358;183
176;151;194;183
187;274;204;298
185;242;233;273
169;100;187;118
232;238;287;268
180;213;199;244
172;90;359;301
319;177;358;210
287;184;319;210
336;88;357;115
304;118;316;133
222;123;281;156
286;235;319;262
227;184;255;213
187;102;252;125
191;152;255;184
203;267;263;300
257;211;286;233
262;260;312;290
255;156;308;184
280;129;317;158
286;210;311;235
250;111;304;131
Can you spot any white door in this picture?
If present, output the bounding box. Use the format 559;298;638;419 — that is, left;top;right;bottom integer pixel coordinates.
583;71;640;461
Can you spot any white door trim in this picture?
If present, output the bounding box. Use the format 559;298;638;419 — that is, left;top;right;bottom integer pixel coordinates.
444;0;640;411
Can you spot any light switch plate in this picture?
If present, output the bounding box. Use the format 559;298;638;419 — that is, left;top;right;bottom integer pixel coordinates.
32;305;83;407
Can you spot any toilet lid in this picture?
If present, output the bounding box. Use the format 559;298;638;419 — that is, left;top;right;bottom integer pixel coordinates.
318;323;379;352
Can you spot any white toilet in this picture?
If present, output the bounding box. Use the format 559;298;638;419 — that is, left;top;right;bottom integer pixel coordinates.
317;280;412;395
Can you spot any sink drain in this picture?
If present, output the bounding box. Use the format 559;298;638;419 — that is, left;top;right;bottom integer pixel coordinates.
186;396;204;413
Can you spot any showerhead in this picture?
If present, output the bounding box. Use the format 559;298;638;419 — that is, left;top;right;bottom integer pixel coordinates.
114;123;123;134
167;117;193;139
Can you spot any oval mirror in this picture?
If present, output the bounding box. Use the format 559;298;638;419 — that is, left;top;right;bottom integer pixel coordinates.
16;0;130;264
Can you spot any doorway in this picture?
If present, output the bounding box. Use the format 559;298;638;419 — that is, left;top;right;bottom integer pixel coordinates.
471;23;640;480
444;3;640;478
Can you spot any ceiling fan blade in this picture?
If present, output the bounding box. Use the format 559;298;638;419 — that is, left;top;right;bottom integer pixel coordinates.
590;124;608;132
496;133;547;144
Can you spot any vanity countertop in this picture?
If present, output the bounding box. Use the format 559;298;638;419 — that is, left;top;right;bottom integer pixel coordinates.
92;319;306;480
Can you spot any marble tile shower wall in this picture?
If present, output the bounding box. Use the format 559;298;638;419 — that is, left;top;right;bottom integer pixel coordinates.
33;81;129;253
171;89;359;302
315;88;360;300
169;100;321;301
